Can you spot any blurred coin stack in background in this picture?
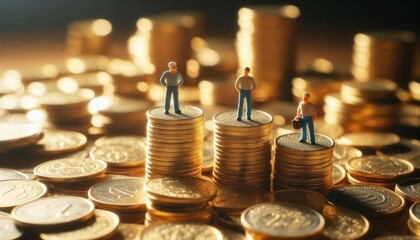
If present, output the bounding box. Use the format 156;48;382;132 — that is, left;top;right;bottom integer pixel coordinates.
67;19;113;56
351;31;416;88
198;79;238;107
236;5;300;101
324;79;400;132
146;106;204;179
212;111;272;189
128;12;205;85
56;71;113;96
274;133;335;193
144;177;216;225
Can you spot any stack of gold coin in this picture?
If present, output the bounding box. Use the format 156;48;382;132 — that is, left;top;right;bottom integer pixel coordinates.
395;178;420;204
88;177;147;223
139;222;223;240
67;19;112;56
91;95;153;135
0;122;43;152
345;156;414;189
56;72;113;96
351;31;416;88
146;106;204;179
198;79;238;107
129;12;204;85
212;111;272;189
202;140;214;176
408;201;420;237
107;58;154;98
378;139;420;173
241;202;325;239
263;189;325;213
236;5;300;101
274;133;335;193
213;184;267;232
144;177;217;225
324;80;400;132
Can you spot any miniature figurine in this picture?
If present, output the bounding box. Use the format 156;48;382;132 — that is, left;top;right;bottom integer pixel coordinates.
160;61;184;114
235;67;256;121
296;92;317;144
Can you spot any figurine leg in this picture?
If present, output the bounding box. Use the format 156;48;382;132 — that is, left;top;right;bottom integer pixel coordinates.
164;87;173;113
308;117;315;144
237;91;245;120
245;90;252;120
300;117;308;142
173;86;181;113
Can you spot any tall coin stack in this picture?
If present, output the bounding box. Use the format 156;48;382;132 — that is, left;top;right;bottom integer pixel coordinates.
212;110;272;189
236;5;300;101
146;106;204;179
351;31;416;88
324;79;400;132
274;133;335;193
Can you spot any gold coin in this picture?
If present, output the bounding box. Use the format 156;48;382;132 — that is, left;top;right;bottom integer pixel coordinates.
38;89;94;107
32;129;87;155
395;178;420;203
241;202;325;239
146;201;212;220
337;132;400;150
0;168;30;180
11;196;95;228
147;106;204;125
326;185;406;218
407;218;420;237
213;185;267;213
346;156;414;180
147;134;203;143
147;125;203;136
34;158;107;183
0;122;43;151
409;201;420;225
322;205;369;240
346;173;396;190
275;133;334;155
213;110;272;130
218;227;246;240
333;163;347;186
140;222;223;240
39;209;119;240
378;139;420;171
94;135;147;148
88;177;147;212
0;212;23;240
263;189;325;213
90;144;146;167
148;121;203;130
333;144;363;166
145;177;217;205
0;180;47;209
114;223;145;240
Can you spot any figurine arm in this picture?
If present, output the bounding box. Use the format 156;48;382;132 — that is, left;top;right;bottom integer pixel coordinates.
251;78;256;91
178;72;184;87
160;72;167;86
312;106;317;122
235;77;240;92
296;102;302;118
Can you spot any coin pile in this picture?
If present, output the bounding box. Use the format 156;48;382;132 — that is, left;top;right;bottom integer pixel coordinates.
129;12;204;85
408;201;420;237
212;110;272;189
144;177;217;225
324;79;400;132
198;79;238;107
274;133;335;193
351;31;416;88
395;178;420;204
345;155;415;189
139;222;223;240
236;5;300;101
241;202;325;239
67;19;113;56
146;106;204;179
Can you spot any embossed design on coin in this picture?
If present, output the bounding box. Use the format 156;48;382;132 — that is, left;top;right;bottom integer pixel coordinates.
11;196;95;227
147;106;203;123
213;110;272;128
241;203;325;238
0;180;47;209
34;158;107;182
34;129;87;155
396;178;420;203
39;209;119;240
346;156;414;179
90;144;146;167
322;206;369;239
0;168;30;180
140;222;223;240
276;133;334;153
0;212;23;240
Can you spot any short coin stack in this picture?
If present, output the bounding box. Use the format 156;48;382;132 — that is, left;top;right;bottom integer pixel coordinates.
212;110;272;189
408;201;420;237
144;177;217;225
274;133;335;193
351;31;416;88
345;155;414;189
146;106;204;179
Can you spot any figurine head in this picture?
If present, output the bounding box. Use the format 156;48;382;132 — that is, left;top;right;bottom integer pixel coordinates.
303;92;310;102
244;67;250;76
168;61;177;71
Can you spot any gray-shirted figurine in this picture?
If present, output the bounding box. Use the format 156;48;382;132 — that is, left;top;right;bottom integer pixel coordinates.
235;67;256;121
160;61;184;114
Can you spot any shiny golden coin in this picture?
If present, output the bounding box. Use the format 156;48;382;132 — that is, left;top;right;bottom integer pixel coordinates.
39;209;119;240
346;173;396;190
378;139;420;171
140;222;223;240
333;163;347;186
88;178;147;212
145;177;217;205
409;201;420;225
148;121;203;130
213;110;272;130
147;106;204;125
275;133;334;155
115;224;145;240
33;129;87;155
263;189;325;213
407;218;420;237
346;156;414;180
337;132;400;150
0;168;30;180
147;125;203;136
146;201;212;220
395;178;420;203
213;185;267;213
326;185;405;218
34;158;107;183
322;206;369;240
0;212;23;240
38;89;94;107
0;122;43;151
241;202;325;239
94;135;147;148
89;144;146;167
0;180;47;209
11;196;95;227
333;144;363;166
